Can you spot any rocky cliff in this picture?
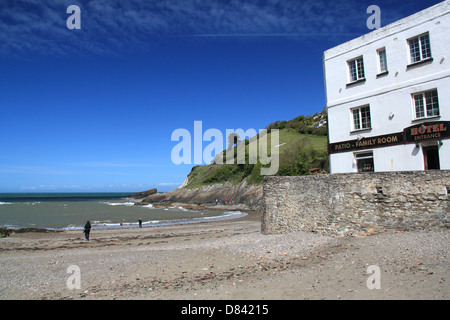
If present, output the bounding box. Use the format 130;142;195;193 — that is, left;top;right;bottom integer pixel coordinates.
133;112;329;211
128;188;157;199
138;180;263;210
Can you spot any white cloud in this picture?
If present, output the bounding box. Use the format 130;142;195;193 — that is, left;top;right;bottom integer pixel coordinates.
157;182;182;187
0;0;372;58
0;165;75;175
18;182;180;192
20;186;37;191
72;161;157;168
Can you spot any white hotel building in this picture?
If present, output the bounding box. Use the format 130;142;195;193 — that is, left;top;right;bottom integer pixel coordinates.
323;1;450;173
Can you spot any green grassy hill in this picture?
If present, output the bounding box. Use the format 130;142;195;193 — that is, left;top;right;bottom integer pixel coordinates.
184;111;329;188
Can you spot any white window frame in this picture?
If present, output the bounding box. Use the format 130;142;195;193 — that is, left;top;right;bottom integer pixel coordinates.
377;47;388;74
354;151;374;172
347;56;365;83
351;105;371;131
412;89;440;120
408;33;432;64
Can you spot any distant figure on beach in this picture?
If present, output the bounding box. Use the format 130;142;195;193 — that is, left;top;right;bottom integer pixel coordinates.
138;218;142;228
84;221;91;241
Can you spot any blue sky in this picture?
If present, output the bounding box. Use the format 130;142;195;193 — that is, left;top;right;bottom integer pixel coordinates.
0;0;443;192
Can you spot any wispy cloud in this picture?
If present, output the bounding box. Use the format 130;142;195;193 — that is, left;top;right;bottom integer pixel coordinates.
0;0;385;58
156;182;182;187
0;165;76;175
0;163;147;175
19;182;181;192
71;161;159;168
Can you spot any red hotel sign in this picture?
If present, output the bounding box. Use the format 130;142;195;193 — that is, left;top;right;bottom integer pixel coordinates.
405;121;448;143
329;121;449;154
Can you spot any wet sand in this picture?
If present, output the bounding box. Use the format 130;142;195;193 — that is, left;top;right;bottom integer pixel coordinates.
0;210;448;300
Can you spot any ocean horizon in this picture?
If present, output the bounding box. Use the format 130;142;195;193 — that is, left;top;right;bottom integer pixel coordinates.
0;193;246;230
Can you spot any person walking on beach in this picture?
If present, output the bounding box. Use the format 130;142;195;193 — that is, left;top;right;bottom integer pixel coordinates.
84;221;91;241
138;218;142;228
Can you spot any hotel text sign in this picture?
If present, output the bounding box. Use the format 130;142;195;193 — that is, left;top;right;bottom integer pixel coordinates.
405;121;448;143
330;121;449;154
330;132;404;154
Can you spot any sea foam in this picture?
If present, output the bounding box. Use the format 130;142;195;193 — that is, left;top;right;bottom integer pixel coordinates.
101;201;135;206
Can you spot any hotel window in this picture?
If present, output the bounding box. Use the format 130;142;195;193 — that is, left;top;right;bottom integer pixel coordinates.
348;56;365;82
408;33;431;64
377;48;388;73
352;105;371;131
412;89;439;119
355;152;374;172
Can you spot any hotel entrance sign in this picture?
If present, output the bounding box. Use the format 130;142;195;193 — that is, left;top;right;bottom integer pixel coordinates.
405;121;449;143
329;121;449;154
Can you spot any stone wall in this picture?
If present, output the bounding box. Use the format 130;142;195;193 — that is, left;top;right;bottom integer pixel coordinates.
262;171;450;235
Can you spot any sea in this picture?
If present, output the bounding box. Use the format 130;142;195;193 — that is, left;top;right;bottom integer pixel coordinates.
0;193;247;230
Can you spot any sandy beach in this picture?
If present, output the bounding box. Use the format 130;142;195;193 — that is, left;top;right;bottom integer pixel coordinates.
0;210;448;300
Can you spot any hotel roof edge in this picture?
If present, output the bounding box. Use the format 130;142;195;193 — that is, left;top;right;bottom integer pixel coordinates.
323;0;450;61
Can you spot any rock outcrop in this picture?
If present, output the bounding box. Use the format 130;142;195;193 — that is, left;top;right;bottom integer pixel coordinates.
137;180;263;210
128;188;157;199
